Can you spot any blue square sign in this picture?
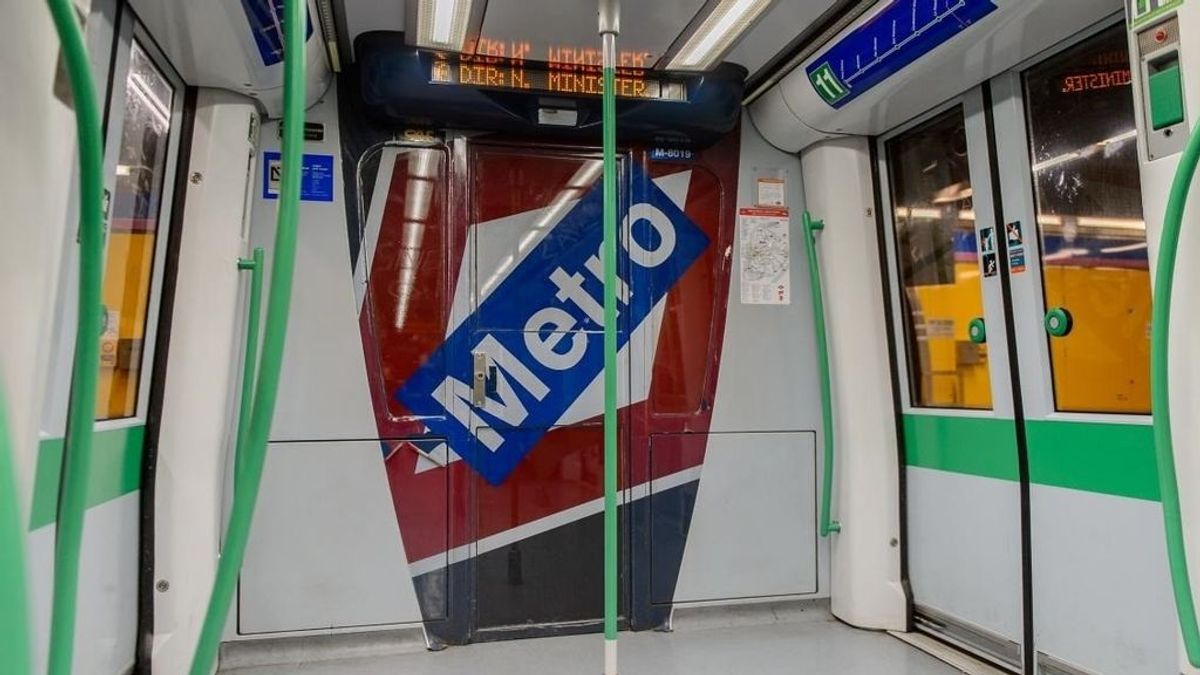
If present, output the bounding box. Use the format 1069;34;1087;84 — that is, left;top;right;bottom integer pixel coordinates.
262;151;335;202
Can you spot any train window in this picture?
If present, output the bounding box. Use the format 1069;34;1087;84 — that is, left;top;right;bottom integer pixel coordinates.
361;147;449;423
96;42;175;420
887;108;993;410
649;163;722;417
1022;24;1150;414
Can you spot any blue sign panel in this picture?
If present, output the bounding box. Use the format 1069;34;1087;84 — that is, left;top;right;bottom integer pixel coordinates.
805;0;998;109
239;0;313;67
396;165;709;485
262;152;335;202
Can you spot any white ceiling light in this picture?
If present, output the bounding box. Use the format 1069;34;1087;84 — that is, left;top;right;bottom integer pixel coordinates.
666;0;773;71
415;0;475;52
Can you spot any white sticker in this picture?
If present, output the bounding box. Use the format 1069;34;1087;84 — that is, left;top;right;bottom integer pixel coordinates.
756;177;786;207
739;207;791;305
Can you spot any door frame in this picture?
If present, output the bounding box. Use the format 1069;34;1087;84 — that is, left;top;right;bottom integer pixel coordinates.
460;139;635;642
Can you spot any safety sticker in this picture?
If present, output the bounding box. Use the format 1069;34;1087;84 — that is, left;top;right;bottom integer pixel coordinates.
262;152;335;202
1006;221;1026;274
1006;220;1024;248
980;226;998;278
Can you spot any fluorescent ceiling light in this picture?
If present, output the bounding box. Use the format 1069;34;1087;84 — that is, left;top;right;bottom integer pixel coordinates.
415;0;474;52
666;0;772;71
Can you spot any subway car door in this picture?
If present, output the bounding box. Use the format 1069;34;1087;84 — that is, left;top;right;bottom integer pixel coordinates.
880;89;1026;670
462;144;631;637
987;19;1174;675
883;16;1177;675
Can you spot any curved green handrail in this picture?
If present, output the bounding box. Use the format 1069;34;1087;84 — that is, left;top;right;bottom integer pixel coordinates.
189;0;307;671
0;386;31;675
45;0;107;672
1151;119;1200;667
802;211;841;538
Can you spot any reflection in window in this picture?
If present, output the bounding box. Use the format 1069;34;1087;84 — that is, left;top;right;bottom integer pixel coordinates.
365;148;448;421
1023;25;1150;414
888;109;992;409
97;42;174;420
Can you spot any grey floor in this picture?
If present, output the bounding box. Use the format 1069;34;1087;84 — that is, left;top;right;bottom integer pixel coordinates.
224;619;966;675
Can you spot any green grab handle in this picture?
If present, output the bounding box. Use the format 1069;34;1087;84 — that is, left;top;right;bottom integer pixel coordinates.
0;385;31;675
1044;307;1073;337
803;211;841;537
968;317;987;344
189;0;307;671
233;248;264;493
1151;117;1200;667
44;0;107;672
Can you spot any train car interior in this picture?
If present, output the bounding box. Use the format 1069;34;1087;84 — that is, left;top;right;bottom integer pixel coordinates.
4;0;1200;673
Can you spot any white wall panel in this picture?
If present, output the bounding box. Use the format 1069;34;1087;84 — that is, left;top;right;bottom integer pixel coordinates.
800;136;906;631
151;88;260;673
240;441;424;633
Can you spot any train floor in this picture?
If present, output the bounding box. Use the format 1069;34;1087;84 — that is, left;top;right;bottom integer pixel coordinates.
220;615;979;675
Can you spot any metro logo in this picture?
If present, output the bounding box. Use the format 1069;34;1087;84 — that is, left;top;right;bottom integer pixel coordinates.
396;165;709;485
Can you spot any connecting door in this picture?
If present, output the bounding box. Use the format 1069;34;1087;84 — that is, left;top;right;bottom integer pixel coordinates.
464;145;630;635
882;19;1174;675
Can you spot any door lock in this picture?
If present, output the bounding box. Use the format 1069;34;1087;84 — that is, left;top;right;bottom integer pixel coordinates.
472;351;487;406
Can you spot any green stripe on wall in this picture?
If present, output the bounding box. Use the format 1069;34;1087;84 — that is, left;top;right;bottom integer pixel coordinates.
903;414;1160;502
1026;419;1159;502
903;414;1020;481
29;425;144;530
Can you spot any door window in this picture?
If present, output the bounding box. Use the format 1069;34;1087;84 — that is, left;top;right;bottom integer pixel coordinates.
96;41;176;420
1022;24;1150;414
887;108;993;410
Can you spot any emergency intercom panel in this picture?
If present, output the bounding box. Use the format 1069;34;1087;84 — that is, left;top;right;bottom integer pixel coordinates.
1136;15;1190;159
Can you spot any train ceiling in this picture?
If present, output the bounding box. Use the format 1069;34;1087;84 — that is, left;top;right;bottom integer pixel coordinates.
337;0;842;80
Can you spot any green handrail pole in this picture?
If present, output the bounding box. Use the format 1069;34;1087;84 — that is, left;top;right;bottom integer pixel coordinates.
234;248;265;491
45;0;107;672
599;1;620;673
1151;120;1200;667
802;212;841;537
189;0;306;671
0;386;31;675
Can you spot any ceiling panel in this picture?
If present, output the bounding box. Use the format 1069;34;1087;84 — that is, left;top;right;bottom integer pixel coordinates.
724;0;840;78
476;0;707;65
343;0;406;48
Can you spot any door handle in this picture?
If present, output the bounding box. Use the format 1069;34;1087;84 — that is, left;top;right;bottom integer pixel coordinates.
472;351;487;406
1044;307;1073;337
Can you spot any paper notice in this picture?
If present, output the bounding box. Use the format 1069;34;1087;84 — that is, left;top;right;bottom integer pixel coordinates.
739;207;791;305
756;177;786;207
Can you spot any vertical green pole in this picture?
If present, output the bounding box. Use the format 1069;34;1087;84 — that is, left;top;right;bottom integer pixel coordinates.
1150;119;1200;667
802;212;840;538
45;0;106;672
0;385;30;675
234;248;265;491
189;0;306;672
599;1;620;673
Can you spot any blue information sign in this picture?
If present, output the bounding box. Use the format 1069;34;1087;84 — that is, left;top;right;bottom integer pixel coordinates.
805;0;998;109
262;152;335;202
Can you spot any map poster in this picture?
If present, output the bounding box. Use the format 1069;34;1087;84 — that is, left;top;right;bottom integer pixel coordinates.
739;207;791;305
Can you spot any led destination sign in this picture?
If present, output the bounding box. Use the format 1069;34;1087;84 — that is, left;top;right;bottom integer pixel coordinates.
431;54;687;101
